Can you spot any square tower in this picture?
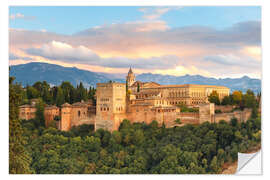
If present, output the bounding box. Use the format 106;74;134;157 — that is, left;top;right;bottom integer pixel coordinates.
95;82;127;131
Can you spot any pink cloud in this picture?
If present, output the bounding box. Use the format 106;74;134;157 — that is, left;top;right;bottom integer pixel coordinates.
9;20;261;78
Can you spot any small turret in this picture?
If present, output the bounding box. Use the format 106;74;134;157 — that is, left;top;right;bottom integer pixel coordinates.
126;67;136;87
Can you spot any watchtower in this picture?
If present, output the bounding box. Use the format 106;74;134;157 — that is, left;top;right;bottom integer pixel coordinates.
95;82;127;131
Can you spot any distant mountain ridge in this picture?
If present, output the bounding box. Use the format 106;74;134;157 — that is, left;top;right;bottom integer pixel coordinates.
9;62;113;87
136;73;261;93
9;62;261;93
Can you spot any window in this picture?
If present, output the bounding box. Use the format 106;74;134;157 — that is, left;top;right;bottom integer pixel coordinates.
78;110;81;117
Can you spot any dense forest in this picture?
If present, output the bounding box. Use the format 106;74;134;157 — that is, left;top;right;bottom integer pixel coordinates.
9;77;261;174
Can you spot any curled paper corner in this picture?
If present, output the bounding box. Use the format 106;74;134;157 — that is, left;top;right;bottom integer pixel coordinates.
236;150;262;175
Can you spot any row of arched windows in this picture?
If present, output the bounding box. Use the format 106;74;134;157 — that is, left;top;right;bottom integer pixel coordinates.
116;107;123;111
100;98;109;102
100;107;109;111
191;92;204;97
169;91;187;98
157;109;175;113
156;100;187;105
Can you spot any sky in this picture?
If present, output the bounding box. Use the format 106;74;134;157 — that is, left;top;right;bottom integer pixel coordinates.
9;6;261;78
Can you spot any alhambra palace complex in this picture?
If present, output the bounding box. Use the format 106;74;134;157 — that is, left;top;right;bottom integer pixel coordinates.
19;68;252;132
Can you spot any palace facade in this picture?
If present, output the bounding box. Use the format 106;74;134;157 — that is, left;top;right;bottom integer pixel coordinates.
19;68;251;132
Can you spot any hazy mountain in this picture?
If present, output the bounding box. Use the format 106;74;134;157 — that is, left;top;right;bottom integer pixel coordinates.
136;73;261;93
9;62;115;87
9;62;261;93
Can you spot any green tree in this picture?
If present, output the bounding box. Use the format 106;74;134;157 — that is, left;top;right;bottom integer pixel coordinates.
76;82;88;102
137;83;140;92
9;77;32;174
55;87;65;106
208;91;220;105
174;118;182;124
88;86;96;105
26;85;39;99
35;99;45;127
232;91;243;105
230;117;238;127
61;81;75;104
243;90;256;107
221;95;233;105
210;156;220;173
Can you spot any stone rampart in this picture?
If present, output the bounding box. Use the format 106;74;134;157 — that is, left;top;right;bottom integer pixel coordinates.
177;112;199;124
215;105;235;113
213;108;252;123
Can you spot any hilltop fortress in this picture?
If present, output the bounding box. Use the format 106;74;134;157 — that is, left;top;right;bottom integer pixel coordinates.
19;68;252;131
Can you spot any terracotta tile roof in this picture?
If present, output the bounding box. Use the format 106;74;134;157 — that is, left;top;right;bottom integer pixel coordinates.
145;84;229;89
133;91;161;95
61;102;71;107
19;104;33;108
45;105;59;109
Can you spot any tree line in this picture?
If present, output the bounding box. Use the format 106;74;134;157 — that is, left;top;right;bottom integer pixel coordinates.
20;115;261;174
23;81;96;106
208;90;260;117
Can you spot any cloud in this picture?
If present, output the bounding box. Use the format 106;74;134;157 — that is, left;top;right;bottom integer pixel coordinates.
139;7;182;20
157;21;261;47
9;53;33;60
9;20;261;78
204;54;260;68
9;13;36;20
25;41;180;69
76;20;169;34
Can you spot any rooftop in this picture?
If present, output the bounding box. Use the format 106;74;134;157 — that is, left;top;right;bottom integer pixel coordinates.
144;84;229;89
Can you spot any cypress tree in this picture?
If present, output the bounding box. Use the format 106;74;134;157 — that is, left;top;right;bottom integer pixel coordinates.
55;87;65;106
9;77;32;174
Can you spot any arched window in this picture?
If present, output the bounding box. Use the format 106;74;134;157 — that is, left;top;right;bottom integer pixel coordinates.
78;110;81;117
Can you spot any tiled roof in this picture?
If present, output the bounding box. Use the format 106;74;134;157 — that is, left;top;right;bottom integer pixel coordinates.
19;104;34;108
145;84;229;89
61;102;71;107
45;105;59;109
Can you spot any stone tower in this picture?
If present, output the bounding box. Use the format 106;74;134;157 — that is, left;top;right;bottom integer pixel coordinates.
95;82;127;132
126;67;136;87
60;103;72;131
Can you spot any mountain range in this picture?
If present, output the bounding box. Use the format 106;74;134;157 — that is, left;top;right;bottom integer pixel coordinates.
9;62;261;93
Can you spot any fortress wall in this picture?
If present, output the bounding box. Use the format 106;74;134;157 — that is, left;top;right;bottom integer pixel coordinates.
95;111;114;131
127;105;178;127
199;103;215;123
177;112;200;124
214;108;252;123
113;114;127;131
215;105;235;113
44;107;60;127
95;113;127;132
71;115;96;127
155;110;177;127
127;105;150;124
19;107;36;120
70;107;93;126
214;113;235;123
243;109;252;122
